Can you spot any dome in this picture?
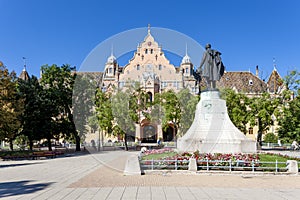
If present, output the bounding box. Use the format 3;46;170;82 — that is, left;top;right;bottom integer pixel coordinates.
107;54;117;63
181;54;191;64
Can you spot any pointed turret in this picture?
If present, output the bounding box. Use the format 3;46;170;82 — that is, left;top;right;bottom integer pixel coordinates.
19;57;29;81
180;44;193;77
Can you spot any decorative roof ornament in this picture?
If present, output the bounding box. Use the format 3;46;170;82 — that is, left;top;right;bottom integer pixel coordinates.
181;43;191;64
22;57;27;71
273;57;277;71
107;44;117;63
19;57;29;81
148;23;151;34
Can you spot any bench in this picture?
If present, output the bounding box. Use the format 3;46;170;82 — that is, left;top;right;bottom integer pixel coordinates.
32;151;56;159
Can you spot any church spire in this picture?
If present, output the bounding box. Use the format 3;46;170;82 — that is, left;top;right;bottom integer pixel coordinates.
22;57;27;71
19;57;29;80
111;44;114;56
273;57;277;71
185;43;188;56
148;23;151;34
106;44;117;64
181;43;191;64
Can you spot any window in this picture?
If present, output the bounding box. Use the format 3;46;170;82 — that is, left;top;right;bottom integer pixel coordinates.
147;64;152;71
137;64;140;70
150;49;153;54
147;92;153;103
185;68;189;74
159;65;162;70
249;79;253;85
145;49;148;54
248;128;253;135
119;81;125;88
109;68;112;74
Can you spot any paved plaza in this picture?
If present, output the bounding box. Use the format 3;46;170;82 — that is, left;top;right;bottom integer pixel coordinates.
1;150;300;200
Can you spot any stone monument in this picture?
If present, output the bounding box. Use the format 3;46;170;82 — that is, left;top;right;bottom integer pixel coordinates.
177;44;256;153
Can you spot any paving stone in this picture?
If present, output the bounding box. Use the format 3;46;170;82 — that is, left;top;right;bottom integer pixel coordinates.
106;187;125;200
92;187;113;200
1;150;300;200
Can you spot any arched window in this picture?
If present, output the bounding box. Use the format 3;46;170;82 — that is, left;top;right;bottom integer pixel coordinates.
145;49;148;54
142;125;156;143
137;64;140;70
150;49;153;54
147;92;153;103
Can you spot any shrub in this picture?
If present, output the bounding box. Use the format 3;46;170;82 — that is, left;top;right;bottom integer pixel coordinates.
263;133;278;143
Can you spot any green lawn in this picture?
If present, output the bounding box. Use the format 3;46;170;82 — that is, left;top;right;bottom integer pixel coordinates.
259;153;299;169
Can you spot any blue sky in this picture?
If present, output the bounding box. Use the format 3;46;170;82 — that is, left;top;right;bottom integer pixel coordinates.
1;0;300;80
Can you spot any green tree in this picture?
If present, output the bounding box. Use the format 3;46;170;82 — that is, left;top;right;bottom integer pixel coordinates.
72;73;95;147
276;69;300;143
177;88;199;136
277;96;300;143
249;93;278;146
156;90;181;139
283;69;300;96
95;88;113;148
221;88;250;134
18;75;45;150
111;89;136;151
263;132;278;143
0;65;23;150
40;64;78;151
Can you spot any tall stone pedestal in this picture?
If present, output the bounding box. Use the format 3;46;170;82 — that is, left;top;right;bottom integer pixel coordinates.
177;90;256;153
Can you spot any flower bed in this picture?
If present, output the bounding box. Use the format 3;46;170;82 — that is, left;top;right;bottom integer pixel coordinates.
142;149;260;167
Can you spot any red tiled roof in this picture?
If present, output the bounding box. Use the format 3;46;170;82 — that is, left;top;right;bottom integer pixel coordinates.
217;71;267;93
267;70;283;93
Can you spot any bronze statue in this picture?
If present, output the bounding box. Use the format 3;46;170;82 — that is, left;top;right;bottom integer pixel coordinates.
197;44;224;89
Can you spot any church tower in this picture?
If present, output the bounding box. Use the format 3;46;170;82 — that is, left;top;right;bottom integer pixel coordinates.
103;47;119;91
19;57;29;81
180;46;193;77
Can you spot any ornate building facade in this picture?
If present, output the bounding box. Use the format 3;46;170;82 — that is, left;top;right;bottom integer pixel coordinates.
100;29;197;143
17;28;282;146
102;28;197;96
97;28;283;144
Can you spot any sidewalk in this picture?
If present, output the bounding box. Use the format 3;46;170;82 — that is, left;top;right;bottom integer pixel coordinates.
1;150;300;199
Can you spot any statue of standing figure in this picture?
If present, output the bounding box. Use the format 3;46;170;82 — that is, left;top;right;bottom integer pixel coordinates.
197;44;225;89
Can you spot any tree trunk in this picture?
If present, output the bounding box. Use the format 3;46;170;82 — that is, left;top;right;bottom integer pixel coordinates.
257;118;263;149
29;140;33;151
124;134;128;151
66;106;80;151
47;137;52;151
9;139;14;151
75;133;81;151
